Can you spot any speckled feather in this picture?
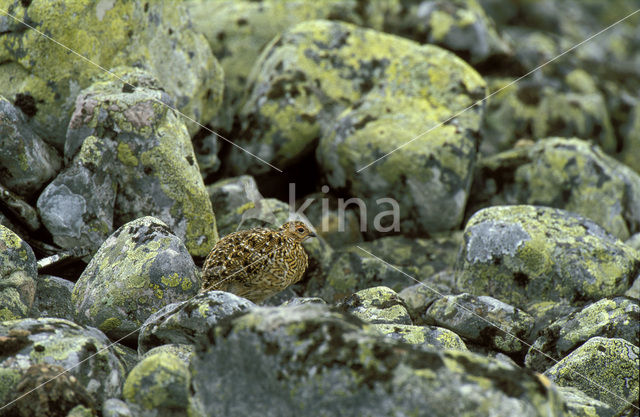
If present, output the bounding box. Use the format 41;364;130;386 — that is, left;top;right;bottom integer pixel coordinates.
201;221;315;303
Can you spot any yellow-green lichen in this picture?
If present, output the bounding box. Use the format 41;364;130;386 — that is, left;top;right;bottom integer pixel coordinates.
99;317;122;333
117;142;139;167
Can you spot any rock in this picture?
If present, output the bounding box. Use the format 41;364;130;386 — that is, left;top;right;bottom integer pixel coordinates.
425;293;535;354
470;138;640;241
338;286;412;325
556;386;616;417
355;233;463;279
0;224;37;320
0;96;62;198
6;363;95;417
295;191;364;248
524;300;578;341
0;318;127;408
304;250;410;303
33;275;76;319
191;304;565;416
192;132;221;179
37;136;116;257
72;217;201;343
0;0;222;144
102;398;134;417
138;291;255;356
544;337;639;414
397;270;458;324
383;0;511;64
56;67;218;257
66;405;96;417
525;297;640;372
456;205;639;308
188;0;383;130
141;344;195;363
370;323;468;351
206;175;263;224
621;100;640;173
123;350;195;416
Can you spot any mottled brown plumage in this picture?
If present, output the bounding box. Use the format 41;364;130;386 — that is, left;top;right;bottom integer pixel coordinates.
201;221;316;303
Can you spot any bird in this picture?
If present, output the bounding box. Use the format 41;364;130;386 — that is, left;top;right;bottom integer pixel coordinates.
201;220;316;303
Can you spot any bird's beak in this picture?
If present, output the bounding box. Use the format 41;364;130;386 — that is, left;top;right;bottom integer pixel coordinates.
308;231;317;238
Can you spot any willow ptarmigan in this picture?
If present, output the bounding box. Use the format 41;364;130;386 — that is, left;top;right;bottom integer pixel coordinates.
201;221;316;303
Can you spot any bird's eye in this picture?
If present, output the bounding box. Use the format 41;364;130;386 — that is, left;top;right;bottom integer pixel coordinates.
297;227;305;233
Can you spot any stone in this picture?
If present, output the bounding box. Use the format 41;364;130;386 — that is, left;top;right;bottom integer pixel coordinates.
544;337;639;414
456;205;639;309
58;67;218;257
370;323;468;351
556;386;616;417
304;250;411;303
0;224;37;320
469;138;640;241
188;0;385;130
0;318;127;408
525;297;640;372
424;293;535;353
0;96;62;198
397;269;458;323
123;350;196;416
37;136;116;257
383;0;511;64
0;0;222;144
338;286;412;325
102;398;134;417
191;304;565;416
138;291;255;356
33;275;75;319
72;217;201;343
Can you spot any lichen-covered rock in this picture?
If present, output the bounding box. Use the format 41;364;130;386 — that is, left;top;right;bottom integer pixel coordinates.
370;323;468;351
524;300;578;342
456;205;639;308
188;0;389;130
304;250;410;303
0;318;127;408
33;275;75;319
295;191;364;248
191;304;565;416
0;224;36;320
621;101;640;173
141;344;195;363
72;217;200;343
0;0;222;144
66;405;96;417
206;175;263;224
356;233;463;279
0;96;62;198
338;286;411;325
479;69;618;154
397;270;458;324
470;138;640;240
544;337;639;414
383;0;511;64
37;136;116;257
57;67;218;257
425;293;535;353
123;350;196;416
138;291;255;356
525;297;639;372
6;362;96;417
102;398;134;417
557;386;616;417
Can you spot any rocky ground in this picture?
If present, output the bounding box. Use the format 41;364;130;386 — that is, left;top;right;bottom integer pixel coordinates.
0;0;639;416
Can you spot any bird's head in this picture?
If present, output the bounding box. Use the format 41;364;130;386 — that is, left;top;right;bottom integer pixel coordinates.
280;221;316;242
